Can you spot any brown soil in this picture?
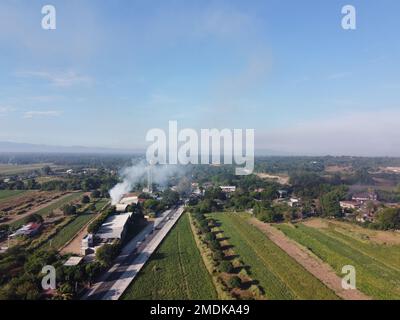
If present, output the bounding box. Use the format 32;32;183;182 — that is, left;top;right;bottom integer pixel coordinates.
256;173;290;185
0;191;65;217
302;218;329;229
248;218;371;300
1;192;71;225
60;214;98;255
325;165;353;173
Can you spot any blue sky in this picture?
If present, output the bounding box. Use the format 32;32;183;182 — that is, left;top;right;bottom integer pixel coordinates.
0;0;400;155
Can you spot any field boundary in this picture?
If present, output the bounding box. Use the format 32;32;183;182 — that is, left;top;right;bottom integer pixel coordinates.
58;200;109;253
248;218;371;300
188;213;232;300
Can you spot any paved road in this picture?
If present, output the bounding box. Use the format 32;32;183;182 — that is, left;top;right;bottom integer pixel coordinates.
82;205;185;300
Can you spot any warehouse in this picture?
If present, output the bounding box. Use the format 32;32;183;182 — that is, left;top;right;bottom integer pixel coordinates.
96;212;132;243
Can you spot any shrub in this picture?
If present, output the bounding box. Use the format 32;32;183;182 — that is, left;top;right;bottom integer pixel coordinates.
81;195;90;204
96;241;121;267
218;260;233;273
212;250;224;262
228;276;242;289
91;190;101;199
208;239;220;251
62;204;77;216
87;208;113;234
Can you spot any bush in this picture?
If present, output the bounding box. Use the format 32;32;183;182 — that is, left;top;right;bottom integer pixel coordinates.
227;276;242;289
204;232;216;242
218;260;233;273
96;241;121;267
26;213;44;224
374;208;400;230
62;204;77;216
81;195;90;204
91;190;101;199
87;208;113;234
208;239;220;251
212;250;224;262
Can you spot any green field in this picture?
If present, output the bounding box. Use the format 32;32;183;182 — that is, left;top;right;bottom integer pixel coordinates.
209;213;339;300
276;223;400;299
10;192;84;229
122;213;217;300
95;198;109;211
0;163;59;175
0;190;28;201
44;213;96;250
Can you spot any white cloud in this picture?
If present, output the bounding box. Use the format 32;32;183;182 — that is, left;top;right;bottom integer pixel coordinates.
23;110;62;119
16;70;93;87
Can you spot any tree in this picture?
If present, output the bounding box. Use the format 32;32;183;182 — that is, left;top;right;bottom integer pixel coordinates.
374;208;400;230
13;180;25;190
228;276;242;289
204;232;216;243
81;195;90;204
253;203;284;223
14;280;41;300
212;250;224;262
96;242;120;267
41;165;52;175
218;260;233;273
26;179;40;190
62;204;77;216
55;283;74;300
161;189;180;207
208;239;220;251
24;249;57;276
205;187;226;201
143;199;160;212
319;191;342;218
26;213;44;224
84;262;102;285
91;190;101;199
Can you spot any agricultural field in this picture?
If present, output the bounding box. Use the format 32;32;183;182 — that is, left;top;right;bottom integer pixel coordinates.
122;213;217;300
9;192;84;229
1;191;66;224
0;163;59;175
0;190;28;201
95;198;109;211
276;219;400;299
43;212;97;250
209;213;339;300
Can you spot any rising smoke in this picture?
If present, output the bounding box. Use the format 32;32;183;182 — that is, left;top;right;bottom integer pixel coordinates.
109;161;184;205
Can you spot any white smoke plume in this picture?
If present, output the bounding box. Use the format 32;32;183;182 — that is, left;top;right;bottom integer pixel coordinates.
109;161;184;205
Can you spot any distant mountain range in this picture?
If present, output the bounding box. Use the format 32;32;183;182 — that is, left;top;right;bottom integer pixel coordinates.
0;141;143;154
0;141;294;156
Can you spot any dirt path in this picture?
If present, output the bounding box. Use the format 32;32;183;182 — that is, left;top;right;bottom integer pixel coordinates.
248;218;371;300
2;192;75;225
60;219;93;255
60;198;106;255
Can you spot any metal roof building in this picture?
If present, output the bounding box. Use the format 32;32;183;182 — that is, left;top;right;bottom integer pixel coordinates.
96;212;132;242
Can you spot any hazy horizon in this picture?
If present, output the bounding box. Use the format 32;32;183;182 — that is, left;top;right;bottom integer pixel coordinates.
1;0;400;156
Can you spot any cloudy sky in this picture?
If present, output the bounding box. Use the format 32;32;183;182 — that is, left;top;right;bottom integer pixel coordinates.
0;0;400;156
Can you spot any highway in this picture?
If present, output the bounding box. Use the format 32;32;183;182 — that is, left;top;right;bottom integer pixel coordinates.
82;205;185;300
